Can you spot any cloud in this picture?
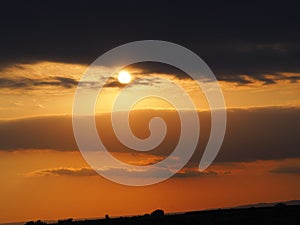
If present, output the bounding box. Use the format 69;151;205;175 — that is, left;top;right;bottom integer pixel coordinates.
129;62;300;86
0;76;78;90
215;107;300;162
269;165;300;174
0;1;299;83
25;157;300;179
52;76;78;88
1;61;299;94
28;166;169;178
0;62;181;91
217;75;253;85
174;169;219;178
31;167;97;177
0;116;78;151
1;107;300;164
28;166;219;178
0;62;88;93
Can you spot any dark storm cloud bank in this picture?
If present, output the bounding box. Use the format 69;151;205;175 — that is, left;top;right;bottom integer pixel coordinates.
0;107;299;164
1;1;300;83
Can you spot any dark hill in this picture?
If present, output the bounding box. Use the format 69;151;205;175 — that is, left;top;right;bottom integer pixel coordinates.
26;205;300;225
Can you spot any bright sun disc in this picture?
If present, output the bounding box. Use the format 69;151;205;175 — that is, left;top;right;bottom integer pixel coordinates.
117;71;132;84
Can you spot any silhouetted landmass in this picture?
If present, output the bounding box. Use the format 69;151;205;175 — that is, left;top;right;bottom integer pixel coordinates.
150;209;164;217
235;199;300;209
25;221;47;225
24;205;300;225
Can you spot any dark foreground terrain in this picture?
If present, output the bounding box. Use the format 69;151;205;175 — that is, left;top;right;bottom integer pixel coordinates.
26;205;300;225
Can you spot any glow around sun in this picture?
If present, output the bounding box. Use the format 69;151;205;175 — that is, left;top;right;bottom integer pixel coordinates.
117;70;132;84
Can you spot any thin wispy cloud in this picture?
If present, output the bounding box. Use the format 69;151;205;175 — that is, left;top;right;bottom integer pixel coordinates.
27;166;220;178
28;167;97;177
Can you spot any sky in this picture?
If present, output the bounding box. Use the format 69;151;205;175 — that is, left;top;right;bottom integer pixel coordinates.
0;0;300;223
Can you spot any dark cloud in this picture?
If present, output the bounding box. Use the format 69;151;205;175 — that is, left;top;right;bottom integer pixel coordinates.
0;77;33;88
289;76;300;83
174;170;218;178
1;107;300;164
215;107;300;162
0;116;78;150
54;76;78;88
0;76;78;89
129;62;300;85
217;75;253;85
255;75;277;85
0;1;299;83
269;165;300;174
128;62;188;78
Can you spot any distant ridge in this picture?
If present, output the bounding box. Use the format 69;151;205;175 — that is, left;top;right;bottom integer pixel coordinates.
234;200;300;209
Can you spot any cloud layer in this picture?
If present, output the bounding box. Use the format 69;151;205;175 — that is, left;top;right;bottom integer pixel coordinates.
0;1;299;83
269;165;300;174
0;76;78;89
1;107;299;164
31;167;97;177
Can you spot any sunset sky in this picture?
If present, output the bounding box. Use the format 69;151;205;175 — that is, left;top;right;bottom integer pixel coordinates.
0;1;300;223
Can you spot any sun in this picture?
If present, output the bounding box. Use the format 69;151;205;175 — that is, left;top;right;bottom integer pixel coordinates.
117;70;132;84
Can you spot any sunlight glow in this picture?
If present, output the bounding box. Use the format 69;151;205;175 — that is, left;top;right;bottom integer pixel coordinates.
117;70;132;84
